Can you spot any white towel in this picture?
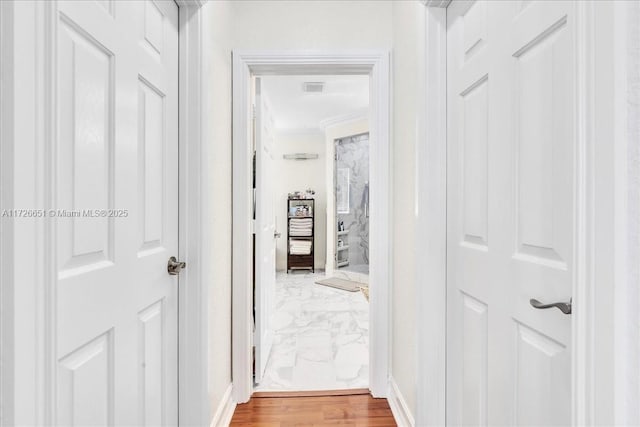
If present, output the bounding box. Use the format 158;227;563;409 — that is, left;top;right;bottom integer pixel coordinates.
290;249;311;255
290;240;311;247
290;218;313;224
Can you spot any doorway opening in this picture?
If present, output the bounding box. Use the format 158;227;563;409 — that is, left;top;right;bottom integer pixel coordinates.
251;75;371;392
232;50;390;403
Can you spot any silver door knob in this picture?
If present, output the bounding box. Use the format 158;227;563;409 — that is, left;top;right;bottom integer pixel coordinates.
529;298;572;315
274;231;282;238
168;256;186;275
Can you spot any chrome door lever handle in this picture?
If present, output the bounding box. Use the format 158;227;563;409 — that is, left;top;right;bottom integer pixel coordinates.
274;231;282;238
529;298;572;315
167;256;186;275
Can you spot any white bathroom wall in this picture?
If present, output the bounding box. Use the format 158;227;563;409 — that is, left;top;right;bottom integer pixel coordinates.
273;132;327;271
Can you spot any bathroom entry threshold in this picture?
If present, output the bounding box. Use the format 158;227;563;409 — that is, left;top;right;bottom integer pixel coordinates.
252;388;370;398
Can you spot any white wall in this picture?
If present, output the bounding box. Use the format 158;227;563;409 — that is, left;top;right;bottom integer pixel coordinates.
389;0;426;417
273;132;327;271
614;1;640;424
228;1;393;51
325;118;369;277
201;0;398;420
202;0;234;417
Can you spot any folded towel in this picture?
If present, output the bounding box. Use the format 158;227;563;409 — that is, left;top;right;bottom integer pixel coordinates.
290;218;313;224
290;240;312;247
290;241;312;254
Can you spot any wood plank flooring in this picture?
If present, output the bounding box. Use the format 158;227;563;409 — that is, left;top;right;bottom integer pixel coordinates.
230;393;397;426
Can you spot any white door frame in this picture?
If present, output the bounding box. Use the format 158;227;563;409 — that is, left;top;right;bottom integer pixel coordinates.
176;1;210;425
417;1;624;425
0;1;210;425
0;2;12;425
232;50;391;403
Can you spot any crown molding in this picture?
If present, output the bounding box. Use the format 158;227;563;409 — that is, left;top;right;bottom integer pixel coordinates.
274;127;325;137
319;109;369;130
175;0;207;9
422;0;451;7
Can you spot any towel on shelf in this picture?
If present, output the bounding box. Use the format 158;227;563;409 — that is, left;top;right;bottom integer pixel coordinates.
289;221;312;236
290;249;311;255
290;218;312;225
289;239;312;255
289;241;312;249
289;216;312;238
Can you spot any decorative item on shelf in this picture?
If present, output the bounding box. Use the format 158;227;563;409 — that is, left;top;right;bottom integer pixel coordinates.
336;219;349;268
288;189;316;200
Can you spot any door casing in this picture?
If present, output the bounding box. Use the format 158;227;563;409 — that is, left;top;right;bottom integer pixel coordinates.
0;1;210;425
231;50;391;403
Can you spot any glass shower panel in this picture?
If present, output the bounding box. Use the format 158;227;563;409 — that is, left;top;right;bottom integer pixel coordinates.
335;132;369;274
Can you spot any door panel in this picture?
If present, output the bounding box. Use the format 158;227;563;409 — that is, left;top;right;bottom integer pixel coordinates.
460;293;488;426
447;1;574;425
461;76;489;249
55;1;179;425
57;331;113;426
57;14;114;276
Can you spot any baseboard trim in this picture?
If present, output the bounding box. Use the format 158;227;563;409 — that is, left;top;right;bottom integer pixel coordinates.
210;384;236;427
387;377;415;427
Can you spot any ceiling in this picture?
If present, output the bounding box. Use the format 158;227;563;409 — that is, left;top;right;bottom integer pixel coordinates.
260;75;369;132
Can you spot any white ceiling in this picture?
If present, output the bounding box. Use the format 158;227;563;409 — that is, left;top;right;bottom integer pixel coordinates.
260;75;369;132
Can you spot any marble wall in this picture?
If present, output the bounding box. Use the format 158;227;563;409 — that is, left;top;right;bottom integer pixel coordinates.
336;133;369;273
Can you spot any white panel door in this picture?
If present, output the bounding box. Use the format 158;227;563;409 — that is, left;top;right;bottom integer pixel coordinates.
55;1;179;425
447;1;574;425
254;78;277;384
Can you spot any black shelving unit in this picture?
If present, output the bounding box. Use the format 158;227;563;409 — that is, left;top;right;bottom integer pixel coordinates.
287;198;314;273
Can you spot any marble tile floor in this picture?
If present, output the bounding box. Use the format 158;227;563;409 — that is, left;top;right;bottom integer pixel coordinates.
338;263;370;275
254;271;369;392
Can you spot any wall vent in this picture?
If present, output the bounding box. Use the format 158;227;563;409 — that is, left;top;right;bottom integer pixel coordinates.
302;82;325;93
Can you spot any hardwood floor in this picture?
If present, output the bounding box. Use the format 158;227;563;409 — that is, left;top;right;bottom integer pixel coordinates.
230;392;397;426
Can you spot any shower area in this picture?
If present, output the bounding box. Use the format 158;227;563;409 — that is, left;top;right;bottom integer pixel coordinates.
335;132;369;275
